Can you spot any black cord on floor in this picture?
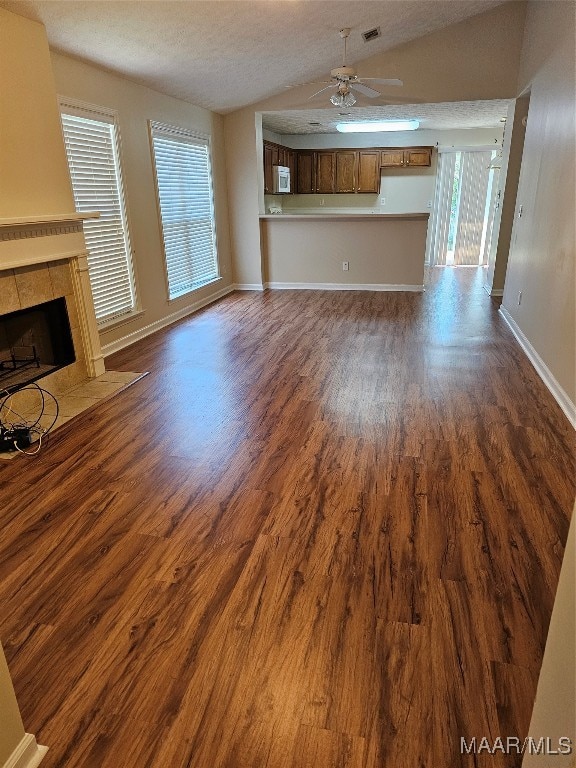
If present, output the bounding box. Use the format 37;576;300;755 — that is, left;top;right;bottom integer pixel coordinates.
0;383;60;456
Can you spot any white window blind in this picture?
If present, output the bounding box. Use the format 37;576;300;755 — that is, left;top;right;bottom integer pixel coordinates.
150;122;219;300
60;108;136;324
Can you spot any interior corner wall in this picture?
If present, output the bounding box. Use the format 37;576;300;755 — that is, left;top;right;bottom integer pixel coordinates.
50;52;234;352
223;109;264;288
500;0;576;409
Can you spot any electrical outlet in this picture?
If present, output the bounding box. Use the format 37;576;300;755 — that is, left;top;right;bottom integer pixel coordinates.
380;197;386;207
518;291;522;306
342;261;349;271
427;200;432;208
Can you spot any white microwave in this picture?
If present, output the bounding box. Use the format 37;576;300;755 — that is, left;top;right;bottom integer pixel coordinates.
273;165;290;194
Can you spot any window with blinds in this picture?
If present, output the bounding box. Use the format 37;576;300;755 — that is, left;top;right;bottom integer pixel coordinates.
60;105;136;325
150;122;219;300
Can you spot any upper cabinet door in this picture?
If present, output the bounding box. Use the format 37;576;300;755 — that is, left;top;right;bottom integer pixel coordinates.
316;152;336;194
380;149;405;167
263;143;274;193
357;151;381;193
405;148;432;167
335;151;357;193
296;151;315;194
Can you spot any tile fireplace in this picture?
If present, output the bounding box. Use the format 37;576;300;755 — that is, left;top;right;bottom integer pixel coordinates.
0;214;105;401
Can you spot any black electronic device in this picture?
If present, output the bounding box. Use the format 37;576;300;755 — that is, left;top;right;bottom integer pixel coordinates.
0;426;32;452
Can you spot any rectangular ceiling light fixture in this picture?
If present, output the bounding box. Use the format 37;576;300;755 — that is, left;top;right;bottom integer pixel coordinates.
336;120;420;133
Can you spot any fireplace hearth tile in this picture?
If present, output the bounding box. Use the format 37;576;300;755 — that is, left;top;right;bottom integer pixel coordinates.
0;371;147;460
66;380;128;399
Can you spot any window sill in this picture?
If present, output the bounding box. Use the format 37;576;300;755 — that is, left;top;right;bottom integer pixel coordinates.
168;276;223;303
97;309;145;333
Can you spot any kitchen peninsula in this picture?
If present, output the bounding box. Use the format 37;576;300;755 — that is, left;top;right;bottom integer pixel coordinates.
259;213;429;290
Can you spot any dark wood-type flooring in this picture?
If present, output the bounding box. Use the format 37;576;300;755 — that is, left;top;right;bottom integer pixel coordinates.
0;267;574;768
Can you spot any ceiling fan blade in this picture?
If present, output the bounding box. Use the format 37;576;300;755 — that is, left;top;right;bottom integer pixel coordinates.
358;78;404;87
308;84;337;99
285;81;332;89
350;82;381;98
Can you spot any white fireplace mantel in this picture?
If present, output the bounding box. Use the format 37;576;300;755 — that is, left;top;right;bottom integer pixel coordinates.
0;211;105;379
0;212;99;228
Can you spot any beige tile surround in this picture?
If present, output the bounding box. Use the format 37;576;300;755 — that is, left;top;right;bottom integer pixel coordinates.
1;260;89;399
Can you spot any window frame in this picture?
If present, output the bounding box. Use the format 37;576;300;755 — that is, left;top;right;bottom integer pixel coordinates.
148;120;221;302
59;97;139;329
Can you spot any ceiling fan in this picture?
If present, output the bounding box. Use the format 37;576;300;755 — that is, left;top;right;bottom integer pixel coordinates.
299;28;403;107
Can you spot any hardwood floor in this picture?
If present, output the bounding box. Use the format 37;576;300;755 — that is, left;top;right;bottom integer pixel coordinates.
0;267;573;768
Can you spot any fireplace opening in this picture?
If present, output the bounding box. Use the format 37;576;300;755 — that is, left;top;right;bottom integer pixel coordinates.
0;298;75;394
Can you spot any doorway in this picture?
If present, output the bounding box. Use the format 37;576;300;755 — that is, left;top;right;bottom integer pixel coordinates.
426;148;500;267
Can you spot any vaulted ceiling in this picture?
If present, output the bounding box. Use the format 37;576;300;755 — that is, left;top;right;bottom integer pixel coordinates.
1;0;510;113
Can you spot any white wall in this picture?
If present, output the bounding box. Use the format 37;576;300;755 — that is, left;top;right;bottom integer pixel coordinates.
500;0;576;413
261;216;428;287
50;52;234;352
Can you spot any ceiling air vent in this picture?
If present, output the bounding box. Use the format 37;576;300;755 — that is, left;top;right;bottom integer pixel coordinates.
362;27;381;42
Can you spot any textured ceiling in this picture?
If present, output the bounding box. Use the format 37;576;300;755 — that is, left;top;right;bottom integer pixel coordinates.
0;0;509;113
262;99;512;135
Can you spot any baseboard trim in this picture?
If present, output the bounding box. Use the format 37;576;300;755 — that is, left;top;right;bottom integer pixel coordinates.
2;734;48;768
499;306;576;428
483;284;504;297
101;284;235;357
265;282;424;292
234;283;265;291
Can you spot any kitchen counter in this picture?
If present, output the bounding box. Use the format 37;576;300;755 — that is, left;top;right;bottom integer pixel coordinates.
259;213;429;289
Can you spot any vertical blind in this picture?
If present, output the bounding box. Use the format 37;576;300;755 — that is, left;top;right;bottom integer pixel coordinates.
427;149;499;267
150;123;219;300
60;110;135;323
426;152;457;267
453;151;492;266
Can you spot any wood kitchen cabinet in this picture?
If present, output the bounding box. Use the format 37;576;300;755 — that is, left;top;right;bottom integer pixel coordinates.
315;151;336;194
404;148;432;167
264;141;433;195
380;149;405;167
296;151;315;194
356;151;381;193
334;150;380;194
380;146;432;168
263;142;279;194
264;140;295;194
335;151;356;193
